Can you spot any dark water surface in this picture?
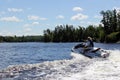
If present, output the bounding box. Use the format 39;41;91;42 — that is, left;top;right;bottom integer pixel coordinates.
0;42;119;69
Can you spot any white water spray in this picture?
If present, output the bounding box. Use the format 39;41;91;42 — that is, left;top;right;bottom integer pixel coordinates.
0;49;120;80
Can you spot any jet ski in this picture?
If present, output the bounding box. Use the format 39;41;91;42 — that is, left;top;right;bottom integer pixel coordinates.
71;43;110;58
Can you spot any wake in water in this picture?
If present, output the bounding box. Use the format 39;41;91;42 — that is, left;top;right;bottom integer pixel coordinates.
0;49;120;80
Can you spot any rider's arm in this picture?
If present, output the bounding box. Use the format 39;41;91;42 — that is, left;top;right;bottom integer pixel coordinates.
84;41;90;48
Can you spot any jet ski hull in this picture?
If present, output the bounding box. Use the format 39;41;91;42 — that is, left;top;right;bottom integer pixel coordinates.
71;47;110;58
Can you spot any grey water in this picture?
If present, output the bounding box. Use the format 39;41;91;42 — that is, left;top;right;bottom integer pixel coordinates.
0;42;119;69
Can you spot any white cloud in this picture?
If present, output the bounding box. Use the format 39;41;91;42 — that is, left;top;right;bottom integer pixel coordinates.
0;16;21;22
23;22;40;28
28;15;39;20
32;22;39;25
24;24;30;27
24;27;32;32
113;7;120;10
87;21;100;26
73;7;83;12
8;8;23;12
28;15;47;20
56;15;64;19
94;15;102;19
39;17;47;20
79;21;101;27
0;30;14;36
71;13;88;20
113;7;120;13
23;24;32;34
46;24;51;26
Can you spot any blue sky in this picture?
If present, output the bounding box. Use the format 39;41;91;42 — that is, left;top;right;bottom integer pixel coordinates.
0;0;120;36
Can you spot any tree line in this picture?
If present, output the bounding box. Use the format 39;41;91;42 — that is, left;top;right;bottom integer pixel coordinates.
44;24;103;42
0;9;120;43
0;35;44;42
100;9;120;43
44;9;120;43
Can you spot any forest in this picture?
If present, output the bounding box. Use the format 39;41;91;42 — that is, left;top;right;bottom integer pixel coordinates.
44;9;120;43
0;35;44;42
0;9;120;43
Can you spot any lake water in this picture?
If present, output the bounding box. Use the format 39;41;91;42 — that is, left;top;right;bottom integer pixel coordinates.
0;42;73;69
0;42;120;80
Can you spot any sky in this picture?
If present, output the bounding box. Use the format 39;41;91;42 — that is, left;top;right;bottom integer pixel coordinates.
0;0;120;36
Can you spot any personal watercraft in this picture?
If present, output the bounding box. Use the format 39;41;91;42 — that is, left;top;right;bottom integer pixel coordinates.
71;43;110;58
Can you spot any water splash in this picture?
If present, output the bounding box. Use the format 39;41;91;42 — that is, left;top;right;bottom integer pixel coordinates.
0;50;120;80
62;50;120;80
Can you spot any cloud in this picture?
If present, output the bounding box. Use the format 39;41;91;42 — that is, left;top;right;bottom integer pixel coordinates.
8;8;23;12
39;17;47;20
87;21;101;26
78;21;101;27
113;7;120;10
113;7;120;13
0;16;22;22
94;15;102;19
23;22;40;28
28;15;39;20
73;7;83;12
56;15;64;19
0;30;14;36
28;15;47;20
71;13;88;20
24;27;32;32
32;22;39;25
23;24;32;33
24;24;30;27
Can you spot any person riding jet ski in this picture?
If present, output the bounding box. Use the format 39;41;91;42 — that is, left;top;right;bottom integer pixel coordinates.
71;37;110;58
83;37;94;54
